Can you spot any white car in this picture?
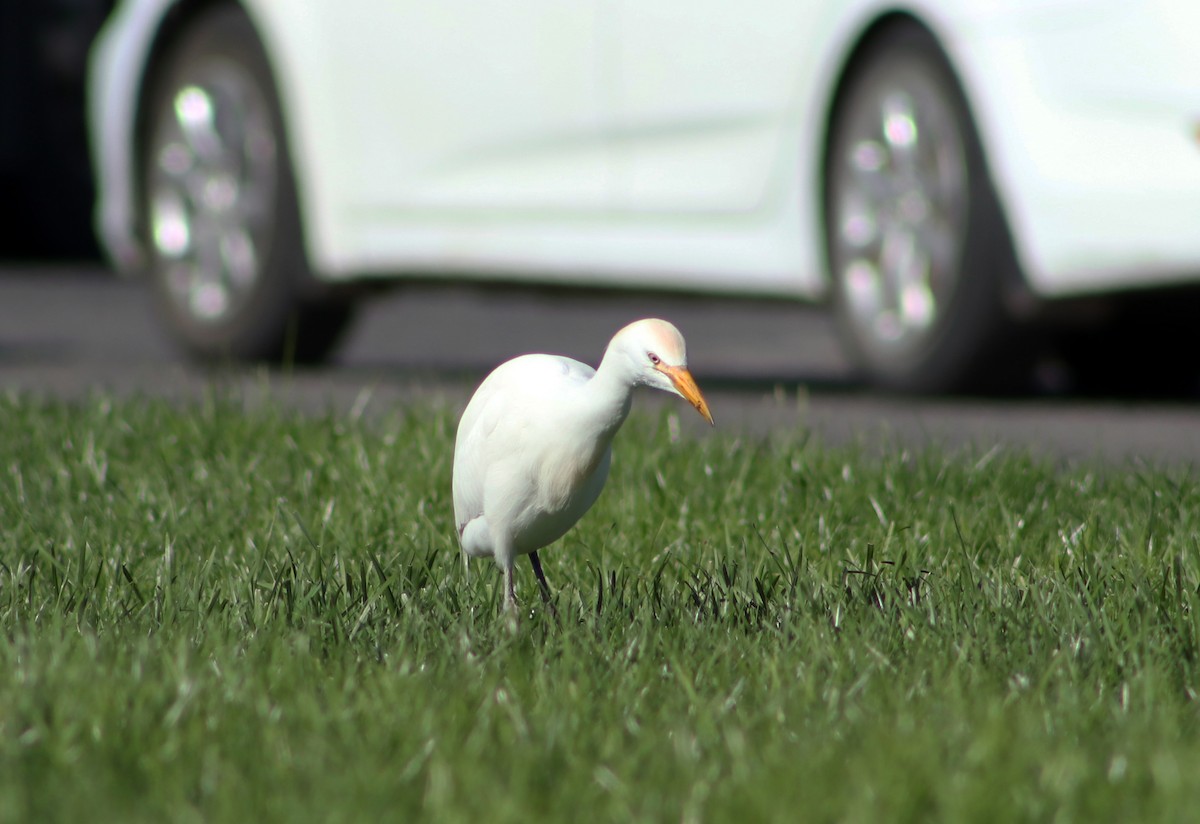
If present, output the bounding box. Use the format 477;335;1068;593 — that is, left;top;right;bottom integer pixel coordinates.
89;1;1200;392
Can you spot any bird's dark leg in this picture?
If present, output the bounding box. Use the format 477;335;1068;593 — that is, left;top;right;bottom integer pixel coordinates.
528;551;560;621
502;562;518;615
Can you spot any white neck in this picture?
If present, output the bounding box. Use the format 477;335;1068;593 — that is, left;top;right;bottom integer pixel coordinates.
583;345;637;440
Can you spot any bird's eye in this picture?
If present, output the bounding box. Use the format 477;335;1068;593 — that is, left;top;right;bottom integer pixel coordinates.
648;352;661;365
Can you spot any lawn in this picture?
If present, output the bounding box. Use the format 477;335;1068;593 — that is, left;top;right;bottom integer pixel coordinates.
1;391;1198;822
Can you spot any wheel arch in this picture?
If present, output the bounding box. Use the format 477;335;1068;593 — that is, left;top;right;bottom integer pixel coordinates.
131;0;322;274
812;10;1027;299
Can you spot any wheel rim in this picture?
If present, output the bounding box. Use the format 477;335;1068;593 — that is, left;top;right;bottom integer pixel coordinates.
831;67;968;362
147;58;277;324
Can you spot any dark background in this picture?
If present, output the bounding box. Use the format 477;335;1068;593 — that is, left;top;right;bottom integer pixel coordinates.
0;0;114;260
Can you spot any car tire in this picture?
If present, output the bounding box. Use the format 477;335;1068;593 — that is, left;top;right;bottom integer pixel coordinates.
140;5;354;364
824;25;1028;394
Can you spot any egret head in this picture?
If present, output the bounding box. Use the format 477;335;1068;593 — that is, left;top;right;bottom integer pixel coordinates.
612;319;714;425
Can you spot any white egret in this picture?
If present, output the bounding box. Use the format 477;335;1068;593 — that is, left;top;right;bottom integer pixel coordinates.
452;318;713;614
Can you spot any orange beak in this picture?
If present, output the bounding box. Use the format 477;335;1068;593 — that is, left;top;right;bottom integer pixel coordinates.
661;365;714;426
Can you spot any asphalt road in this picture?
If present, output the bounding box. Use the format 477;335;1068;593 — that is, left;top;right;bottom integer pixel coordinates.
4;265;1200;466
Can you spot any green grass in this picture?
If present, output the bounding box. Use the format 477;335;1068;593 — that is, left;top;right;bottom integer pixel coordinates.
1;390;1199;822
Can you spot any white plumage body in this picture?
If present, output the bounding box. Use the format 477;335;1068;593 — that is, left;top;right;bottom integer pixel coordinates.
453;353;628;566
450;318;712;613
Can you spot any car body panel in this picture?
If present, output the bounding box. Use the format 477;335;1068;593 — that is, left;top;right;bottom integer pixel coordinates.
90;0;1200;300
938;0;1200;295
